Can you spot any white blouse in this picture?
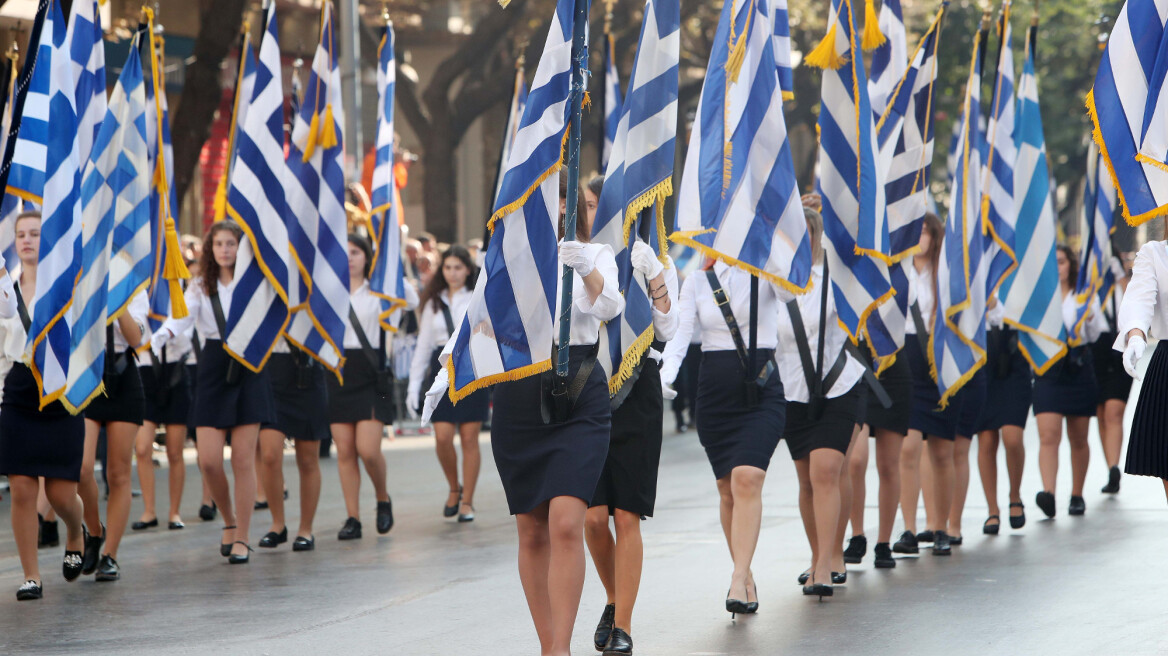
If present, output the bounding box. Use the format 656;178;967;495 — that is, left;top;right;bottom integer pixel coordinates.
342;279;420;351
1116;240;1168;351
904;262;934;335
1062;291;1107;346
646;255;681;359
776;264;865;403
162;278;235;341
553;242;625;345
109;291;149;352
409;286;472;398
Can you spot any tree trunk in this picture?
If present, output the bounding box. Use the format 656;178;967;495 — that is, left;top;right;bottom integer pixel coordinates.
170;0;248;214
421;127;459;243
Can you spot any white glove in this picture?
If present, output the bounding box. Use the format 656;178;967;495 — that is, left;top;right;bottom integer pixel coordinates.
661;381;678;400
631;241;665;281
150;328;172;359
420;368;449;424
559;240;594;277
1124;335;1147;380
406;390;420;420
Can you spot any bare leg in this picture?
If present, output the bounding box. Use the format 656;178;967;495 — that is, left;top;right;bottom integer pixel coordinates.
102;422;138;560
873;429;903;544
254;438;268;505
78;422;104;538
584;506;616;604
546;496;589;656
134;421;159;523
459;422;483;514
164;425;186;523
515;503;553;653
899;430;923;534
294;440;321;539
927;438;954;535
808;448;845;587
794;459;818;573
834;429;861;572
1101;400;1126;468
196;428;235;544
1001;425;1026;511
227;424;261;557
949;437;972;538
921;439;938;531
978;430;1001;521
331;423;361;519
355;420;389;503
43;478;84;554
9;476;41;583
1067;416;1091;497
847;427;870;539
1036;412;1063;493
726;466;766;602
611;509;643;631
433;422;460;509
258;428;287;533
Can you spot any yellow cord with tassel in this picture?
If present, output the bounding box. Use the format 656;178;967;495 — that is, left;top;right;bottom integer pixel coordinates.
162;218;190;318
724;0;754;84
319;103;338;149
862;0;886;50
805;21;847;69
302;111;320;162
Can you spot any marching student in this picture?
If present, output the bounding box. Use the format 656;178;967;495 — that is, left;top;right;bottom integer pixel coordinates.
1033;246;1105;518
152;220;275;564
407;245;484;522
948;367;987;546
0;212;86;600
1094;258;1132;494
180;248;218;522
76;289;148;582
1116;239;1168;499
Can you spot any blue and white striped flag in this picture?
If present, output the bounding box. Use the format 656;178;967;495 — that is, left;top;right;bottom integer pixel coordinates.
770;0;795;100
1001;26;1066;373
369;20;409;329
983;4;1017;297
284;1;349;375
811;0;892;347
932;26;989;406
603;32;622;171
671;0;811;293
68;0;105;178
493;64;529;209
144;37;180;334
868;0;907;123
65;37;149;412
1073;143;1117;343
212;29;256;224
593;0;678;395
442;0;588;402
1088;0;1168;226
224;2;292;371
0;52;21;269
9;0;83;405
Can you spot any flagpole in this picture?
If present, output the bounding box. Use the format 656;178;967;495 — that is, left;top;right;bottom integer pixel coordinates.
601;0;614;172
556;0;589;379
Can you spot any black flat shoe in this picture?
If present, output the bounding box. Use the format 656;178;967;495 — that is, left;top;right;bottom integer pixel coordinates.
228;542;253;564
802;583;832;599
932;531;951;555
796;570;810;585
16;580;41;601
292;535;315;552
603;627;633;655
95;555;120;581
1036;491;1056;518
873;542;895;568
376;500;394;534
1068;495;1086;516
458;505;476;523
843;535;867;564
949;535;963;546
39;518;59;548
81;524;105;575
254;500;269;511
444;486;462;518
259;527;288;548
594;603;615;651
338;517;362;540
915;529;935;543
198;502;217;522
1009;502;1026;529
131;518;158;531
983;515;1001;535
1102;466;1121;494
892;530;919;554
220;525;237;557
168;521;185;530
63;550;82;582
831;571;847;585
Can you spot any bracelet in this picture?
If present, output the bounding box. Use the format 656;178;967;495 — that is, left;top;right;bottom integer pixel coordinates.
649;284;665;296
651;288;669;301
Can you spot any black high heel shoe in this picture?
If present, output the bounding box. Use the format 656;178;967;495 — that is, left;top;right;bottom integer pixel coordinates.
802;573;833;600
725;588;749;619
1009;502;1026;529
796;570;810;585
228;542;253;564
744;582;758;614
220;526;237;557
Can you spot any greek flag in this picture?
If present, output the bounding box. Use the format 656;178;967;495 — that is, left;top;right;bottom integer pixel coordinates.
593;0;678;396
442;0;587;402
1073;143;1117;343
10;0;82;404
672;0;812;293
983;4;1017;296
284;1;349;375
1001;26;1066;373
65;38;149;412
212;30;256;224
1088;0;1168;225
223;2;292;371
369;20;409;329
602;32;622;170
812;0;892;347
493;64;528;208
144;42;178;333
932;27;988;406
68;0;106;178
771;0;795;100
868;0;907;122
0;52;21;268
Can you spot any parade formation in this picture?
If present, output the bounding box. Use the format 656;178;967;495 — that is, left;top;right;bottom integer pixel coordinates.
1;0;1168;654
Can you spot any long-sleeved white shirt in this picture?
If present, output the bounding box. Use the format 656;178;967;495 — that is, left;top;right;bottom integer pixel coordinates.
660;262;796;385
109;291;149;352
162;278;234;341
553;242;625;344
1063;291;1107;346
776;265;864;403
1116;240;1168;351
644;254;681;362
341;279;420;351
409;286;473;397
904;262;934;335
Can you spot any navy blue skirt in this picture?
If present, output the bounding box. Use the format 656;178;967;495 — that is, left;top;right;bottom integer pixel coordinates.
1032;346;1098;417
1126;341;1168;479
978;330;1033;431
783;383;863;460
954;368;987;438
266;352;330;440
904;335;960;440
85;351;145;426
327;348;394;425
591;360;663;516
695;350;785;480
864;350;912;436
1093;332;1133;403
140;361;191;426
191;340;275;429
428;348;489;424
0;363;85;481
491;345;611;515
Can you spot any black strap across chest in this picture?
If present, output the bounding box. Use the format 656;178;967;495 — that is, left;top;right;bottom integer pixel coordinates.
350;306;386;370
706;270;751;372
786;261;848;400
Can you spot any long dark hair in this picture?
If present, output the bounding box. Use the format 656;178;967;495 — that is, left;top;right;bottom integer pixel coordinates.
348;232;374;279
558;170;590;242
201;220;244;296
419;245;478;313
1057;244;1079;290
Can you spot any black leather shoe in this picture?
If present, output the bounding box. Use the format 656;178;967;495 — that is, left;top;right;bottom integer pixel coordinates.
254;500;269;511
1036;491;1056;518
1068;495;1086;516
81;525;105;575
594;603;615;651
949;535;963;546
603;627;633;655
915;529;935;543
376;500;394;534
843;535;867;564
725;593;749;618
338;517;362;540
1009;502;1026;529
198;502;217;522
63;550;83;581
983;515;1001;535
168;521;185;530
259;527;288;548
444;487;462;518
932;531;951;555
1102;466;1121;494
95;555;120;581
228;542;253;564
873;542;895;568
831;571;847;584
796;570;810;585
802;583;833;599
892;530;919;554
16;580;41;601
39;519;59;548
131;518;158;531
220;526;237;557
292;536;315;552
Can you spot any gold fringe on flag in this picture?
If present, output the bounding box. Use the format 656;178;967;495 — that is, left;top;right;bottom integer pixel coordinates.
724;0;755;84
862;0;886;50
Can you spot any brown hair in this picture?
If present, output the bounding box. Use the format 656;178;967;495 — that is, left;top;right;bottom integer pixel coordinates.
919;213;944;325
1057;244;1079;289
201;220;244;296
348;232;374;279
558;171;590;242
419;245;479;313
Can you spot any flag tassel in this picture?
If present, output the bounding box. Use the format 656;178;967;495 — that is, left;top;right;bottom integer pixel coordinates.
862;0;886;50
302;111;320;162
319;102;338;149
161;218;191;319
805;23;847;70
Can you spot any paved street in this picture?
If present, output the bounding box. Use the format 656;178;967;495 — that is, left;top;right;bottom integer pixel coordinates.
1;404;1167;655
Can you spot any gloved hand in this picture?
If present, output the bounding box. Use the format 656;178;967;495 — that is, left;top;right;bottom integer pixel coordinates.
150;328;172;359
406;391;420;420
1124;334;1147;380
631;241;665;281
661;381;678;400
421;368;450;424
559;240;595;277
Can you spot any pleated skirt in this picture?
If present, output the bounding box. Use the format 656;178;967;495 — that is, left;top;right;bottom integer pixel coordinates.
978;333;1033;432
695;350;785;480
1093;333;1134;403
266;353;331;440
1032;346;1099;418
904;336;960;440
591;360;663;516
0;363;85;481
1126;340;1168;479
